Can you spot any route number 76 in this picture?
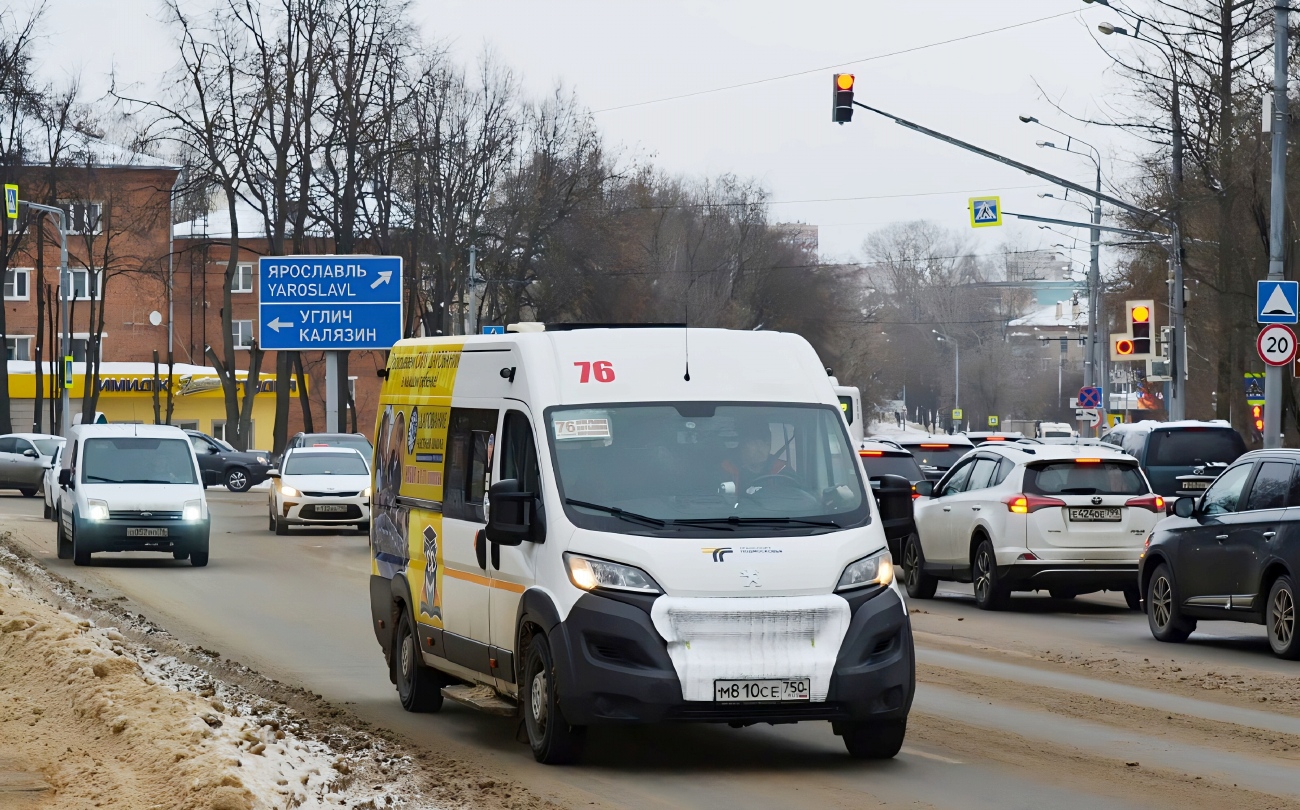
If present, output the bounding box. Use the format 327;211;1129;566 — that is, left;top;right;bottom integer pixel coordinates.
574;361;616;383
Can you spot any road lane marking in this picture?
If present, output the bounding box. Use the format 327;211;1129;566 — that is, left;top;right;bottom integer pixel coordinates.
901;746;963;764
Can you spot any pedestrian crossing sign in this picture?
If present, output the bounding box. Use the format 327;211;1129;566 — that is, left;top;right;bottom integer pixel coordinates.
1258;280;1299;324
969;196;1002;228
4;184;16;220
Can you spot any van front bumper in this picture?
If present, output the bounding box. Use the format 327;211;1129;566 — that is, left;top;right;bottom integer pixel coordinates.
550;587;914;726
74;518;210;554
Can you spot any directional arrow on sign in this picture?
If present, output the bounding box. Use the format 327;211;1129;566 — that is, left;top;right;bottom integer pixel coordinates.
370;270;392;289
266;317;294;332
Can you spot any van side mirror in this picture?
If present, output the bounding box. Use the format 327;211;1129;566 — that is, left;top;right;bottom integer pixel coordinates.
913;480;934;497
59;468;73;489
202;469;223;487
1173;497;1197;519
486;478;544;546
22;448;38;458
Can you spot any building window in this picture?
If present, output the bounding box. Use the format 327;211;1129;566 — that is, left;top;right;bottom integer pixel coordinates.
175;420;199;431
5;336;33;361
4;268;30;300
211;420;253;444
65;334;103;363
233;320;254;350
233;263;253;293
68;268;101;301
59;202;103;235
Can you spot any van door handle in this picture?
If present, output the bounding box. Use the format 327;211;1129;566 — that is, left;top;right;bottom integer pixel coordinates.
942;506;952;512
1215;534;1228;542
1263;531;1278;538
971;506;982;512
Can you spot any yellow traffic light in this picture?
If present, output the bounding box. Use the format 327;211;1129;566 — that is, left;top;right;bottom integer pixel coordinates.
1131;305;1150;323
836;73;855;91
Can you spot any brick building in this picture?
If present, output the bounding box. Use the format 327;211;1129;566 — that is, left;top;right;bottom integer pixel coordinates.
3;146;384;447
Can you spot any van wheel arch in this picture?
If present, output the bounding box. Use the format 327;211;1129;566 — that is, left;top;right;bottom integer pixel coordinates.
515;589;563;686
387;575;417;682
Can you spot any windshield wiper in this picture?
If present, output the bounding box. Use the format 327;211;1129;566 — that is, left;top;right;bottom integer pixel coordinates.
565;499;667;528
686;516;841;529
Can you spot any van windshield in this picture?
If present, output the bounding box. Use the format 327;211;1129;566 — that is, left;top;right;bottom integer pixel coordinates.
1147;429;1245;467
81;437;199;485
547;403;869;536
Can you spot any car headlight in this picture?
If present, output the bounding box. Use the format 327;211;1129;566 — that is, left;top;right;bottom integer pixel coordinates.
281;484;300;498
564;553;662;594
182;500;203;522
86;499;110;521
362;486;371;499
256;456;268;464
836;550;894;592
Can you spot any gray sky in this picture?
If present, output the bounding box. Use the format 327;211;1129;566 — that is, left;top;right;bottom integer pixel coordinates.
34;0;1150;264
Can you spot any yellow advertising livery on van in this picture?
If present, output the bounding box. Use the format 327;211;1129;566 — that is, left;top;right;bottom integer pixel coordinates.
368;324;915;765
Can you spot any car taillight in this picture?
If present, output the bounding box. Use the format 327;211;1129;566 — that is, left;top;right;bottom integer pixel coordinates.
860;450;883;456
1003;493;1066;514
1125;495;1165;512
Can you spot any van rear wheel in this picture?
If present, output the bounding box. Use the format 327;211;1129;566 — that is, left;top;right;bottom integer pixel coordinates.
523;633;586;764
395;611;443;712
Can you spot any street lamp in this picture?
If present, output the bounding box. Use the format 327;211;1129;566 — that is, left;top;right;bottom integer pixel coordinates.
932;330;959;420
1092;12;1189;422
1020;113;1108;434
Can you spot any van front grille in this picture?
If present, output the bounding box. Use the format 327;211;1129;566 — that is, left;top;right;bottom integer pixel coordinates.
108;510;183;520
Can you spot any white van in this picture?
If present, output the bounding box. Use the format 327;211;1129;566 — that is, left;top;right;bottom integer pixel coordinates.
368;325;914;763
58;424;215;566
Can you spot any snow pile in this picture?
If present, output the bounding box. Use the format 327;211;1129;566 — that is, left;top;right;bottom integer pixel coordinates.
0;547;422;810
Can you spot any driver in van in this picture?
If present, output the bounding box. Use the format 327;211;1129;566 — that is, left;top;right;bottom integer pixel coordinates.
722;419;788;493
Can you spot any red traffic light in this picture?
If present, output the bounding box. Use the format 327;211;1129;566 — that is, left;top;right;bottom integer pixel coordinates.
1253;405;1263;418
1115;338;1135;356
832;74;854;124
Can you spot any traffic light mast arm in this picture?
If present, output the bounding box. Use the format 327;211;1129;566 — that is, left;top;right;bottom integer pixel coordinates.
851;100;1168;226
1001;210;1164;240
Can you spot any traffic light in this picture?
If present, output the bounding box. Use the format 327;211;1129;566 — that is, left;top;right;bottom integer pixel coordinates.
1253;405;1264;434
1130;303;1151;355
1110;299;1156;361
832;74;854;123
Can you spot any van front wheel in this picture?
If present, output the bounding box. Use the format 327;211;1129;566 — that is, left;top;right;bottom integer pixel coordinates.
839;717;906;759
395;611;443;713
523;633;586;764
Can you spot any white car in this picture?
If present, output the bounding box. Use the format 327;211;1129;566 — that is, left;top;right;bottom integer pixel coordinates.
42;440;67;520
268;447;371;535
0;432;63;497
905;443;1163;610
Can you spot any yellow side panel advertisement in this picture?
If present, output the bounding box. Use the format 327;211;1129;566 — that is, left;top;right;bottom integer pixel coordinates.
371;343;463;631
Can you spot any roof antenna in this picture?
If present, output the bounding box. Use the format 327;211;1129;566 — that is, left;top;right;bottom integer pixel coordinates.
683;300;691;381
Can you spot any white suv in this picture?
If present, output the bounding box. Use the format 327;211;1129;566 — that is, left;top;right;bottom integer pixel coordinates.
905;444;1162;610
57;424;214;566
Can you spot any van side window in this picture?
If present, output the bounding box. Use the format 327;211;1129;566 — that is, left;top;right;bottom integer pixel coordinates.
500;411;540;493
444;408;498;522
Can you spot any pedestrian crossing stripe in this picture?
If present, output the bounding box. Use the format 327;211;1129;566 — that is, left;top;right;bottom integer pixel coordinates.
969;196;1002;228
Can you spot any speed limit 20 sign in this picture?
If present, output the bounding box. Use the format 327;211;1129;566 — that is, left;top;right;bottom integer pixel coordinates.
1258;324;1298;366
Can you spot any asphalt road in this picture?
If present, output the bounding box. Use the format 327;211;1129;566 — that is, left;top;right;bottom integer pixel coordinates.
4;489;1300;809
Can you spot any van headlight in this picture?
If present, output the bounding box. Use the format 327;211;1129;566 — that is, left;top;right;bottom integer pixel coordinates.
182;500;203;522
564;553;662;594
836;550;894;592
86;500;110;521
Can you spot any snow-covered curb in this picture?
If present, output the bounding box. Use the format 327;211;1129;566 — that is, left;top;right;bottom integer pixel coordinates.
0;541;428;809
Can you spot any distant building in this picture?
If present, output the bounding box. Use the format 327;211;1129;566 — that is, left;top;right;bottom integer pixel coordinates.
774;223;818;258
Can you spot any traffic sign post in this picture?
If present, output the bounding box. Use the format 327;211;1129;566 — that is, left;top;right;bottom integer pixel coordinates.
259;256;403;432
1077;386;1102;410
968;197;1002;228
1257;324;1298;367
481;325;505;335
4;184;17;219
951;408;963;421
1244;372;1266;405
987;415;999;427
1258;280;1299;324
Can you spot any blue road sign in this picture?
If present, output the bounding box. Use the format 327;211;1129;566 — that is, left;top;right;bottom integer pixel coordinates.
1258;279;1299;324
258;256;402;350
1078;386;1102;409
481;325;505;335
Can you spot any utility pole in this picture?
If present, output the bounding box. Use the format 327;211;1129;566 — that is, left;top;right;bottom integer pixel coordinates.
465;245;478;336
24;202;71;438
1088;161;1104;434
1264;2;1289;448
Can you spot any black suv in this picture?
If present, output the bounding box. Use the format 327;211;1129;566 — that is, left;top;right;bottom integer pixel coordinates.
1103;420;1246;497
1140;449;1300;658
184;430;273;492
